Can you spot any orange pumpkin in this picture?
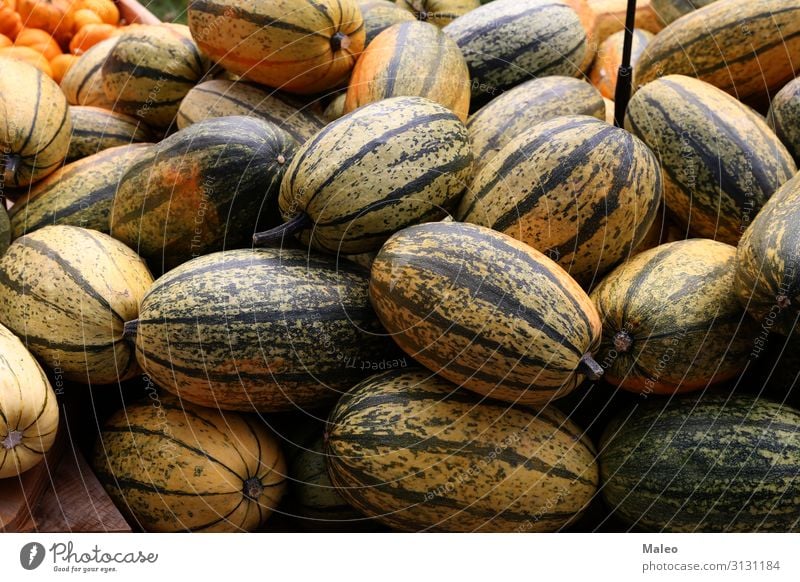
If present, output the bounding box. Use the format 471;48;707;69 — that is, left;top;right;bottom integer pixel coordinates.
14;27;62;60
49;51;75;82
69;21;114;54
0;45;53;75
0;32;12;47
71;7;102;29
72;0;117;25
16;0;65;35
0;2;22;40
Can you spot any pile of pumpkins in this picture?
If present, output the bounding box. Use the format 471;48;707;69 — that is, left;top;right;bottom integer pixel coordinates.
1;0;799;533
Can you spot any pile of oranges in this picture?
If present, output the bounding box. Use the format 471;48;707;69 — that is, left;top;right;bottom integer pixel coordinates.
0;0;123;82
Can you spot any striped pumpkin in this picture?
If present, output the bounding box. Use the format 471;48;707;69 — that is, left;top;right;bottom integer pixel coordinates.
59;37;117;108
133;247;394;412
327;368;599;532
735;172;800;338
600;394;800;532
626;75;797;244
590;29;654;99
93;394;286;532
370;222;604;404
0;323;59;479
651;0;718;24
443;0;587;104
66;107;154;162
0;226;153;385
9;144;152;240
345;21;471;122
288;432;366;527
102;25;207;128
0;57;71;187
636;0;800;108
768;77;800;164
359;0;415;45
0;207;9;257
188;0;365;94
267;96;473;255
111;116;297;272
593;239;754;394
467;77;605;174
396;0;480;27
458;115;662;286
177;80;326;144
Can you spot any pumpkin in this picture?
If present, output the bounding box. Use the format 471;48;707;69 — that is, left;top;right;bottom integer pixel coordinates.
0;2;23;40
188;0;366;94
49;52;77;83
0;45;53;75
0;57;70;186
651;0;718;24
59;36;116;107
396;0;480;27
16;0;63;35
768;77;800;164
0;323;59;479
69;22;116;55
66;106;153;162
13;27;61;60
359;0;415;46
590;28;653;99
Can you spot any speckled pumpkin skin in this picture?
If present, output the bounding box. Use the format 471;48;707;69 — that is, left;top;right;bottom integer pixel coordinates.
66;107;154;162
359;0;416;45
60;38;117;108
326;368;598;532
395;0;480;27
625;75;796;245
592;239;755;394
600;394;800;532
768;77;800;164
458;115;662;286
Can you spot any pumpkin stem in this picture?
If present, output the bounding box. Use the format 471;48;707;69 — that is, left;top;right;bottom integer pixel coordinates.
2;430;23;450
577;353;604;380
613;330;633;353
123;319;139;343
252;213;311;247
243;477;264;500
330;31;351;52
2;153;21;183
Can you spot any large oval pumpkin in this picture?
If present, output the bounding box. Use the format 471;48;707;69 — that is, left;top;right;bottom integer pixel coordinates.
370;221;603;405
768;77;800;164
0;225;153;385
0;323;59;479
66;106;154;162
458;115;662;286
327;368;599;532
592;239;755;394
59;37;116;108
359;0;415;45
0;57;71;187
625;75;796;244
94;394;286;532
345;21;470;122
188;0;366;94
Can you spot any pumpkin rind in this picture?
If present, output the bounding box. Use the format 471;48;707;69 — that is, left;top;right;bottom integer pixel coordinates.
625;75;796;244
768;77;800;164
66;106;154;162
369;221;603;404
93;395;286;532
0;323;59;479
0;225;153;385
326;368;599;532
359;0;415;45
395;0;480;28
59;37;117;108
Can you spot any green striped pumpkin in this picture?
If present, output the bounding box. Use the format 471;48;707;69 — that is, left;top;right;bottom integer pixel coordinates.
133;247;394;412
111;115;297;272
600;394;800;532
9;144;152;239
443;0;587;104
591;239;755;394
735;172;800;338
265;96;473;255
370;221;603;405
1;58;72;188
396;0;481;28
768;77;800;164
467;76;605;174
176;80;326;145
636;0;800;108
0;323;59;479
359;0;416;45
345;21;471;122
0;207;9;257
0;225;153;385
102;25;207;128
625;75;796;245
650;0;717;24
327;368;599;532
60;37;116;108
66;107;154;162
458;115;662;286
94;394;286;532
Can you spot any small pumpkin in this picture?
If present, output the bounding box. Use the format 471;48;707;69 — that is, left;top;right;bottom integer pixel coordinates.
0;45;53;75
14;27;61;60
0;2;23;40
69;22;115;55
16;0;64;35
